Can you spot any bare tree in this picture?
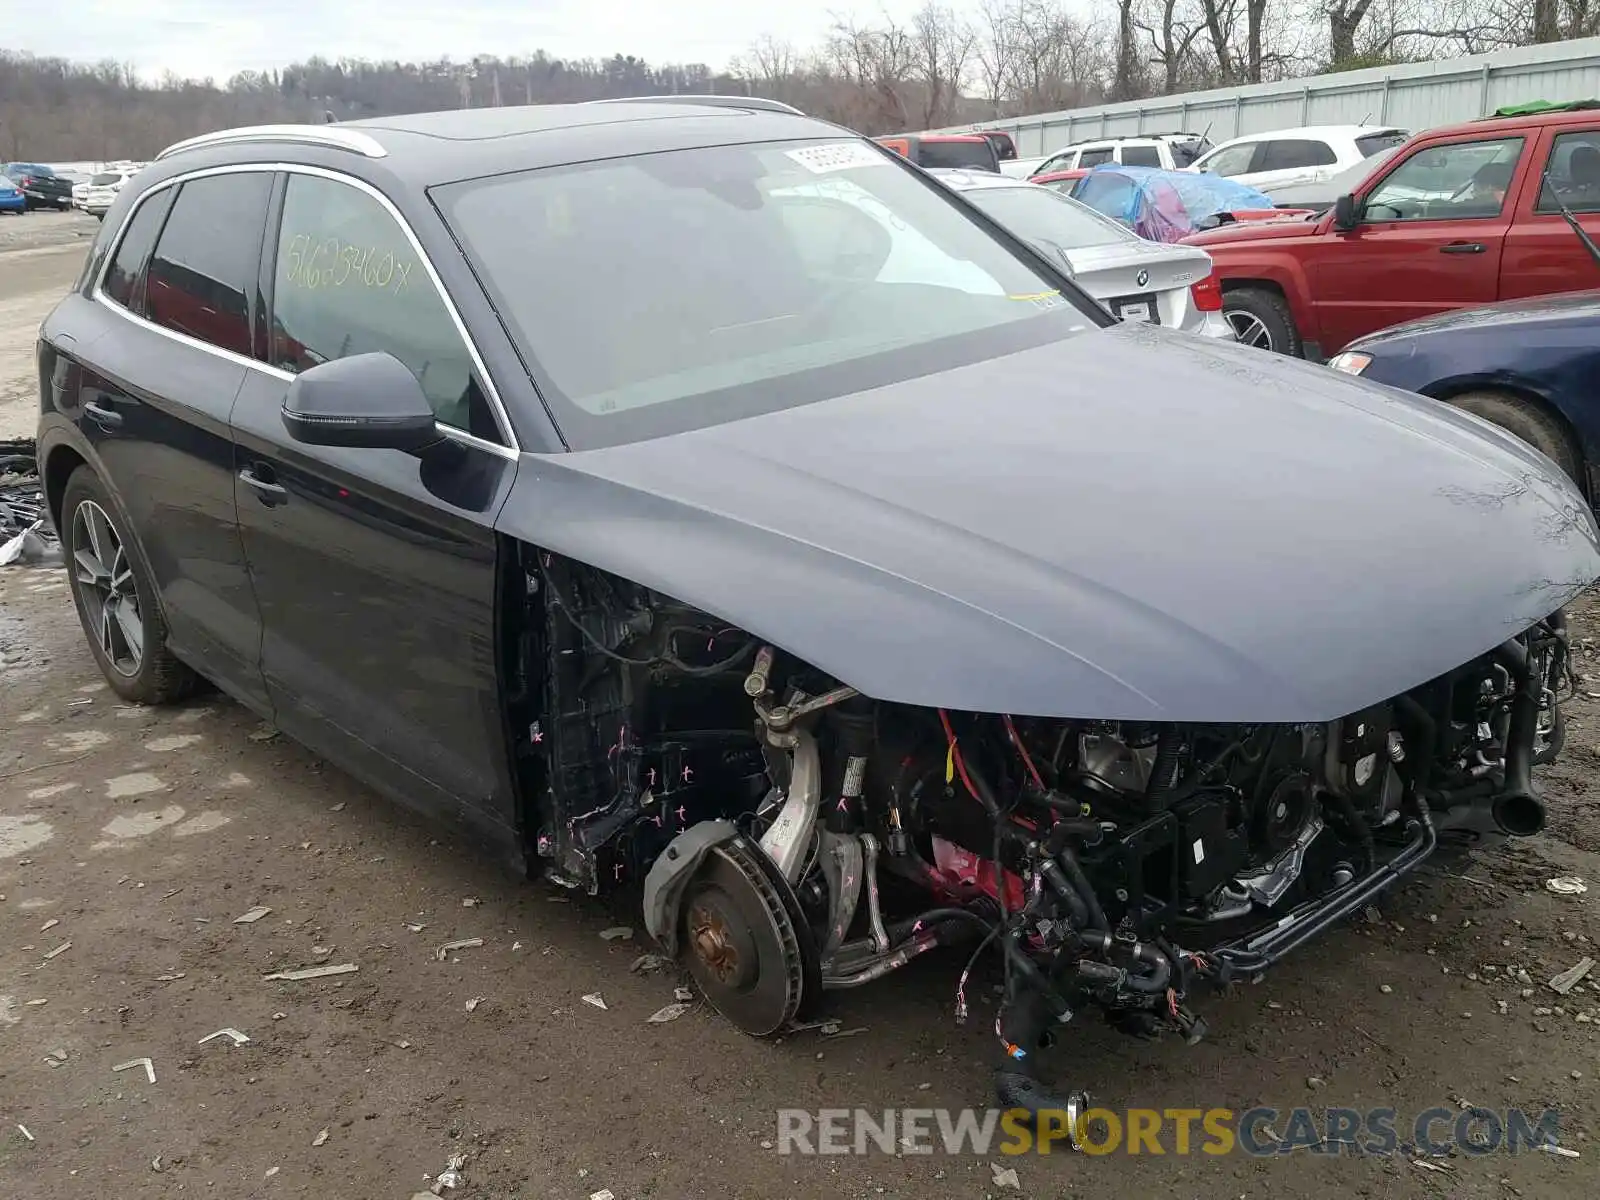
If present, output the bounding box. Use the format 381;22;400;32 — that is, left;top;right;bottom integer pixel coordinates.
1008;0;1111;111
733;35;803;103
910;3;978;127
1137;0;1207;92
824;13;916;132
974;0;1018;117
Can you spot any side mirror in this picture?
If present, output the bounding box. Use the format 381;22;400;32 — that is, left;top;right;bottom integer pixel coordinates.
1332;193;1361;230
281;352;439;452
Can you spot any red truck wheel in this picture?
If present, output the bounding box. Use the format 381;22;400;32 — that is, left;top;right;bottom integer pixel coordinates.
1223;288;1301;357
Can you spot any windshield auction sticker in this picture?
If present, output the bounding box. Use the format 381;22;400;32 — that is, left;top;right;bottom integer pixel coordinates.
785;143;891;174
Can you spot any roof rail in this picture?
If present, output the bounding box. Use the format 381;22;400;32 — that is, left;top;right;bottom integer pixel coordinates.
588;94;804;117
155;124;388;162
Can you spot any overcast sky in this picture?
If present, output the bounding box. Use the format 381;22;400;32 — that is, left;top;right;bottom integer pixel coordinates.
14;0;919;82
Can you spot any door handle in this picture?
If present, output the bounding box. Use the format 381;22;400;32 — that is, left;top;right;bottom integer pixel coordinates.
83;399;123;429
238;465;288;506
1439;242;1486;254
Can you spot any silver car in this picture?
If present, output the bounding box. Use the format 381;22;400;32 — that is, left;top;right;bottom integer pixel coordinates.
930;168;1232;339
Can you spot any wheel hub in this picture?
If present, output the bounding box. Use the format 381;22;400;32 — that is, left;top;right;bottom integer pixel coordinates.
680;839;814;1036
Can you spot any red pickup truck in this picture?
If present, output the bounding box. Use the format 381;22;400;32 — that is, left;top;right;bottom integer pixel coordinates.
1184;107;1600;359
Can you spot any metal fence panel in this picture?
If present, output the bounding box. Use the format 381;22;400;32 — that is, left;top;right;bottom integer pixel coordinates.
942;38;1600;156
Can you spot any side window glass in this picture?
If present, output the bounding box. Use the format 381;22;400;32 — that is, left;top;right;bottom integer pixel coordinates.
1364;136;1525;222
270;174;500;443
145;173;272;357
1120;144;1162;168
1260;140;1337;170
1537;130;1600;215
100;188;175;311
1199;142;1257;177
1078;148;1113;167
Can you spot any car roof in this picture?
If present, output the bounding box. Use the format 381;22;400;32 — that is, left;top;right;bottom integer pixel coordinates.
1206;125;1406;149
1423;106;1600;140
153;102;848;188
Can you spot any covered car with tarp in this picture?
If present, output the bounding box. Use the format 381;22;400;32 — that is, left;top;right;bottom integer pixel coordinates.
1070;164;1288;242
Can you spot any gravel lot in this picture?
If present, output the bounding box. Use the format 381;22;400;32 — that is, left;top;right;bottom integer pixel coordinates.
2;239;1599;1199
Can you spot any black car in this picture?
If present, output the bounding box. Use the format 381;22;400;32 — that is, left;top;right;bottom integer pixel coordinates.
35;102;1599;1121
2;161;73;209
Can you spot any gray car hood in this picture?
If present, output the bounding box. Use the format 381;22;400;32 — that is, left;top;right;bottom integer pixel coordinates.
499;322;1600;723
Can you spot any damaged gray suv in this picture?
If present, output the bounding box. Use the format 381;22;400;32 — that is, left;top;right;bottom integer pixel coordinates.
34;99;1600;1122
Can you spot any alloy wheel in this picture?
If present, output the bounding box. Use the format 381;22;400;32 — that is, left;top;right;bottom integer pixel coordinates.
71;499;143;676
1225;311;1272;350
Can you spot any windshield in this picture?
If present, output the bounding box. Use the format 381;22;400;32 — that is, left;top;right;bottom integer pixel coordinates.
90;172;122;186
437;138;1097;450
959;185;1131;260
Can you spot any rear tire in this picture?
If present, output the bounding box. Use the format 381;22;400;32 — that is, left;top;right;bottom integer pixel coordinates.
1222;287;1301;357
61;466;199;705
1443;391;1582;487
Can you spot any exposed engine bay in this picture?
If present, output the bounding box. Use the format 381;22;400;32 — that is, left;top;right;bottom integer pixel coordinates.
508;547;1571;1122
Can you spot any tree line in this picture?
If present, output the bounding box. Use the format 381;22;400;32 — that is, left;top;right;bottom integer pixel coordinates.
2;0;1596;161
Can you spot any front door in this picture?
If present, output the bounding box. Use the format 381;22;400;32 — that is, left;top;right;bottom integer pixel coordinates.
1305;133;1527;354
70;172;273;708
229;169;521;853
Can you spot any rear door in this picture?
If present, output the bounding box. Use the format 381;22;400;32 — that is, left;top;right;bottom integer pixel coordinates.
1244;138;1339;191
1500;125;1600;300
1304;133;1526;353
229;168;520;850
73;171;273;707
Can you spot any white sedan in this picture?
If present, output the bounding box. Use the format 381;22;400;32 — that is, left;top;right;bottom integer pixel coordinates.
929;169;1232;339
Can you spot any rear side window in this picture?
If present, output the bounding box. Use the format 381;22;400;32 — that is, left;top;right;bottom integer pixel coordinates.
100;188;176;310
984;132;1017;161
918;140;998;171
1120;144;1162;168
1356;131;1410;157
1258;140;1338;170
1536;130;1600;214
144;173;272;358
268;173;500;442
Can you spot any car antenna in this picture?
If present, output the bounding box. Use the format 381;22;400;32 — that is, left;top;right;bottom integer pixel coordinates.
1542;168;1600;271
1358;111;1372;125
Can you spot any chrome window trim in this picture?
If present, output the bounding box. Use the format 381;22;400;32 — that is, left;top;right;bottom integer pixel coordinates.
156;125;388;161
91;161;520;459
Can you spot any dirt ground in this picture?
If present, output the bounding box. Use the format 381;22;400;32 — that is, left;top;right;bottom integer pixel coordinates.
3;236;1599;1200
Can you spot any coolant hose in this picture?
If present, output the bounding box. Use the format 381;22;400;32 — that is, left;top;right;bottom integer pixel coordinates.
1055;846;1109;932
1038;859;1091;930
1074;929;1172;993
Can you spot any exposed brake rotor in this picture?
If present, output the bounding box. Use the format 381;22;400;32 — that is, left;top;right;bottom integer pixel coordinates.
682;837;817;1036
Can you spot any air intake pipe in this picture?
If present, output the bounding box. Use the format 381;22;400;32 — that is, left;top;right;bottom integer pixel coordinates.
1491;638;1547;837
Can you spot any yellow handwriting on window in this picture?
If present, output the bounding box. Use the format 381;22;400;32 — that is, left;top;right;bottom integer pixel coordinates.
281;232;414;296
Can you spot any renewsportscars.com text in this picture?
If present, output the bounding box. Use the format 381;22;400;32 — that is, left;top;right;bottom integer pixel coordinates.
774;1105;1562;1157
